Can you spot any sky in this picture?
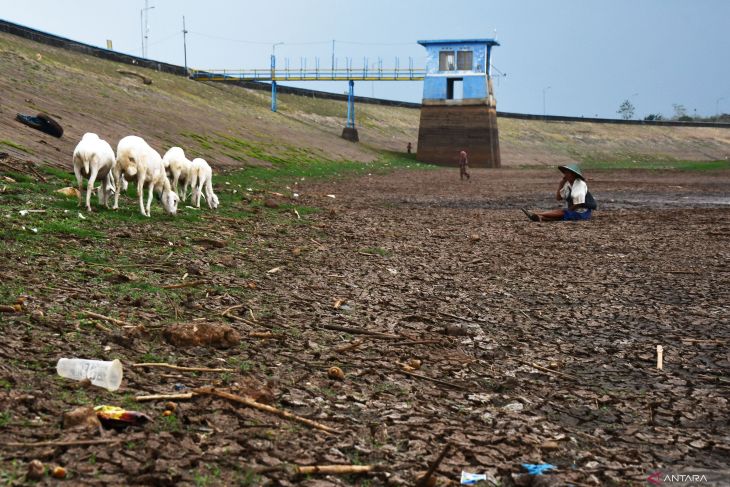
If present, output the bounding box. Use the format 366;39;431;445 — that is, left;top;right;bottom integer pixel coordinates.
1;0;729;118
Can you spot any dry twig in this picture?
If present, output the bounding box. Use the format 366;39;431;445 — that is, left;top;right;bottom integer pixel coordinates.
195;387;340;434
132;363;234;373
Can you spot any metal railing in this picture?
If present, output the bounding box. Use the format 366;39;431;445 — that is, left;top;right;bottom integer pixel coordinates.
190;67;426;82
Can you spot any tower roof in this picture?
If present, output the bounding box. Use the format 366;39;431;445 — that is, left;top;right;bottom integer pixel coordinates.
417;38;500;47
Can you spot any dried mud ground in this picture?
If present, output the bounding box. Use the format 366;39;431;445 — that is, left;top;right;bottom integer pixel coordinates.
0;163;729;486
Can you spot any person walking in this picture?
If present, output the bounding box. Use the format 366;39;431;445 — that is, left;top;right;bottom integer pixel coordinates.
459;150;470;181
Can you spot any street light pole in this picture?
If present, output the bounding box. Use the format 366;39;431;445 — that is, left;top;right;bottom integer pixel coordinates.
542;86;551;119
182;16;188;73
140;2;155;58
716;97;725;118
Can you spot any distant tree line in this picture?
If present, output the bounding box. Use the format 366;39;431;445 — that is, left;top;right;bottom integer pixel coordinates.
618;99;729;123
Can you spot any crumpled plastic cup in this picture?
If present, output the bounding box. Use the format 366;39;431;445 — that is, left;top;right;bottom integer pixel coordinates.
56;358;123;391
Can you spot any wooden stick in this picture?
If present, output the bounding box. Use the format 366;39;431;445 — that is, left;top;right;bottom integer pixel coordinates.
132;363;234;373
389;339;443;346
4;438;125;448
0;304;21;313
82;310;136;328
321;324;401;339
135;392;195;402
416;443;451;487
523;361;580;381
195;387;340;434
656;345;664;370
220;304;247;316
333;338;365;353
297;465;374;475
398;369;469;391
162;280;207;289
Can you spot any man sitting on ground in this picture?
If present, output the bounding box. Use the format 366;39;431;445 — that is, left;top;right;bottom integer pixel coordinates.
522;164;595;222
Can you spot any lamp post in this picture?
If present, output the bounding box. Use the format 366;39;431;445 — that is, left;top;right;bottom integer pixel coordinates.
271;42;284;71
140;2;155;58
542;86;551;119
716;97;725;118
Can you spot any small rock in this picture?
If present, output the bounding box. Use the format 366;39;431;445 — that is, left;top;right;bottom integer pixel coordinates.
26;459;45;481
689;439;708;449
163;322;240;348
502;402;524;413
328;366;345;380
541;440;560;450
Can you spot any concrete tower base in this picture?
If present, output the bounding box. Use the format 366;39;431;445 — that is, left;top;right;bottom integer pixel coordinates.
416;104;501;168
341;127;359;142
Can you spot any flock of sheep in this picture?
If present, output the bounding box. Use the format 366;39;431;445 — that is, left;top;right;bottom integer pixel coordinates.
71;133;219;216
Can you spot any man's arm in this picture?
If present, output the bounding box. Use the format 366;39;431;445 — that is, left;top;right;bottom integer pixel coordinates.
556;176;568;201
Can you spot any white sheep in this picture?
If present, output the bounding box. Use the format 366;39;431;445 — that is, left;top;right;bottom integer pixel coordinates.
113;135;179;217
72;132;117;211
186;158;220;209
162;147;193;201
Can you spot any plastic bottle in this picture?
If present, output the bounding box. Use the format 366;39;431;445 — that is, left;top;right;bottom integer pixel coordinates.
56;358;123;391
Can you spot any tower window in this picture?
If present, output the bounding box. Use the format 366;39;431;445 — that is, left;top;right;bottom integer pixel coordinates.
439;51;455;71
457;51;473;70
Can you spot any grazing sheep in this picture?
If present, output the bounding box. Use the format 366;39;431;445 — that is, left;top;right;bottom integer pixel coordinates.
113;136;179;217
72;132;117;211
162;147;192;201
186;157;220;209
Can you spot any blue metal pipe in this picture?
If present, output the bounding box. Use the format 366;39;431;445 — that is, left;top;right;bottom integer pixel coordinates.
346;80;355;128
271;81;277;112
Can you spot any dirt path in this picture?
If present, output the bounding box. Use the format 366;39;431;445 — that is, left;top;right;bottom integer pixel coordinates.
0;167;728;485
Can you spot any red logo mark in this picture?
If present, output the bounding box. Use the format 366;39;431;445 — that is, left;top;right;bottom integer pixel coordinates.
647;471;663;485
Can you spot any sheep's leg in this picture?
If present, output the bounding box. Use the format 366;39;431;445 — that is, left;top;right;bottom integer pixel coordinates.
137;171;147;216
205;178;214;209
190;173;200;208
73;164;84;208
182;178;191;202
172;172;180;197
195;178;204;208
146;182;155;217
102;174;113;208
86;166;99;212
112;166;122;210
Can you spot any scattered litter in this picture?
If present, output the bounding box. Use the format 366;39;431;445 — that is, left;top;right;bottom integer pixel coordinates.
51;466;67;479
62;406;101;430
293;192;300;198
19;210;28;216
521;463;556;475
56;186;80;198
460;471;487;485
163;322;240;348
173;383;187;391
29;227;38;233
387;267;398;275
185;206;199;210
326;194;336;199
3;176;16;183
78;212;86;220
56;358;123;391
15;112;64;137
94;405;151;429
267;266;282;274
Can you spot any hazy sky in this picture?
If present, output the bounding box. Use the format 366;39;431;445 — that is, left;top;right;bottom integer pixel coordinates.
2;0;729;118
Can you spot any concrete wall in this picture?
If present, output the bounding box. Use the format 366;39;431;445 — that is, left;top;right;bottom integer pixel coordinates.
417;105;501;168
